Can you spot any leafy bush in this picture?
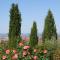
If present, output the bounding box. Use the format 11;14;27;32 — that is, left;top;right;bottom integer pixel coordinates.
0;40;49;60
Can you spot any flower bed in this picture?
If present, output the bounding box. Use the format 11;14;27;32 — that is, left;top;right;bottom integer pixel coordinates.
0;41;49;60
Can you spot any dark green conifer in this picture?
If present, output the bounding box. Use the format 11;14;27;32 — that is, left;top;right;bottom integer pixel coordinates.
42;10;57;42
8;3;22;48
29;21;38;47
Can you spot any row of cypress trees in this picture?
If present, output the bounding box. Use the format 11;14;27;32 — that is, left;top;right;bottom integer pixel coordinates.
8;3;57;49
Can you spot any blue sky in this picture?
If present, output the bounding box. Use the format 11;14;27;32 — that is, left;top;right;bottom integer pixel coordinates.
0;0;60;34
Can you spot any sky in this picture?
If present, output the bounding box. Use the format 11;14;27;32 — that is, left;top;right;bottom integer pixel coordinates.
0;0;60;34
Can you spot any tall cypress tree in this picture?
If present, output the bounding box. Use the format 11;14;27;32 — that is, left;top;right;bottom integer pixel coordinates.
8;3;21;49
29;21;38;47
42;10;57;42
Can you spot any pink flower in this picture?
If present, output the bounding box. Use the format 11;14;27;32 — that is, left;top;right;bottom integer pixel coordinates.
5;49;10;54
33;56;38;60
2;55;7;60
23;45;30;50
12;54;18;60
13;50;17;54
43;49;47;54
23;51;27;57
18;42;24;46
34;49;37;53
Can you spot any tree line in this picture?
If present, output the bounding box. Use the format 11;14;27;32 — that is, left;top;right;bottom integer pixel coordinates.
8;3;57;49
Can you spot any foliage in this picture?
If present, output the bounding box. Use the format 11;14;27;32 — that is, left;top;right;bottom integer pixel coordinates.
8;3;21;49
29;21;38;47
0;38;49;60
42;10;57;42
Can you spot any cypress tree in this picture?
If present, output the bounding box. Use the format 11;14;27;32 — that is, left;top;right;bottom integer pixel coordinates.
42;10;57;42
8;3;21;49
29;21;38;47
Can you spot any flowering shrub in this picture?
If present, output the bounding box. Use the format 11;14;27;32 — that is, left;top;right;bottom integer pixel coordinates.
0;41;49;60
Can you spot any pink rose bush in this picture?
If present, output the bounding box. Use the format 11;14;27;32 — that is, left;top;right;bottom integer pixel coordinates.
13;50;17;54
5;49;10;54
43;49;47;54
12;53;18;60
2;55;7;60
33;56;38;60
0;41;49;60
18;42;24;47
34;49;37;53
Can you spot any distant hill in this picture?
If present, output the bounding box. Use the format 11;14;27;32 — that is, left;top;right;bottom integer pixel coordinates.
0;33;60;41
0;33;8;41
0;33;8;38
